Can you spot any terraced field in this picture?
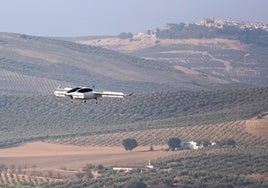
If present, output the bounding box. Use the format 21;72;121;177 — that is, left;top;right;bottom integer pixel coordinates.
0;116;267;187
1;32;268;95
46;120;267;147
1;87;268;148
0;171;62;187
1;25;268;187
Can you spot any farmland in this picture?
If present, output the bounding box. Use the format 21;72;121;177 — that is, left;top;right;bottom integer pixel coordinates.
0;87;268;187
0;118;267;187
1;87;268;147
0;29;268;187
1;32;268;95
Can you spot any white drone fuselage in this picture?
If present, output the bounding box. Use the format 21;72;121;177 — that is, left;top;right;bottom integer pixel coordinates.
54;86;127;101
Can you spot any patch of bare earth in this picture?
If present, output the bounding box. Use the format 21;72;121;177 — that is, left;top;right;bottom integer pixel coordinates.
0;33;16;40
173;65;229;84
245;113;268;139
160;38;245;50
77;35;245;52
246;173;268;181
78;35;157;52
0;142;170;175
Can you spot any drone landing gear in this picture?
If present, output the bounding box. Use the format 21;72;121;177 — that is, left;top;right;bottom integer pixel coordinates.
95;98;98;104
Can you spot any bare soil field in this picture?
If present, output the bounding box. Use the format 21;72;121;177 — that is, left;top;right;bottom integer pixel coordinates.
246;113;268;139
246;173;268;181
0;142;170;173
78;35;245;52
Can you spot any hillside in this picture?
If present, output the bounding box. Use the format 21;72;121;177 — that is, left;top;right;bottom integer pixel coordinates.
0;87;268;147
1;26;268;187
1;31;268;95
77;26;268;88
0;118;267;187
0;33;231;95
0;87;267;187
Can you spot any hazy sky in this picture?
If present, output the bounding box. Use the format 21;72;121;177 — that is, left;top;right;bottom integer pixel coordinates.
1;0;267;37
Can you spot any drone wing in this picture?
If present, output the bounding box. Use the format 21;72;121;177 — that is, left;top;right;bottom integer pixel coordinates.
93;91;131;99
54;86;73;98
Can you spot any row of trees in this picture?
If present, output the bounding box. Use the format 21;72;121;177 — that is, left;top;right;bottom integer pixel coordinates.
155;23;268;45
117;23;268;46
122;137;181;151
118;32;133;39
122;137;236;151
122;137;177;151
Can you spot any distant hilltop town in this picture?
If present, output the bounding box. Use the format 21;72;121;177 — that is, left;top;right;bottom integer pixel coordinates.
197;17;268;31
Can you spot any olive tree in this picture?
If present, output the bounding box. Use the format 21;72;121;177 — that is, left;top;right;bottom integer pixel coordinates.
125;179;147;188
122;138;138;151
167;137;181;151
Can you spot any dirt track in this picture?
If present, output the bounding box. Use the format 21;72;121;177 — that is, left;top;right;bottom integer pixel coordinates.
0;142;170;172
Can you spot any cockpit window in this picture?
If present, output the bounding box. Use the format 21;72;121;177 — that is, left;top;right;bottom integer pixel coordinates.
77;88;93;93
67;87;81;93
